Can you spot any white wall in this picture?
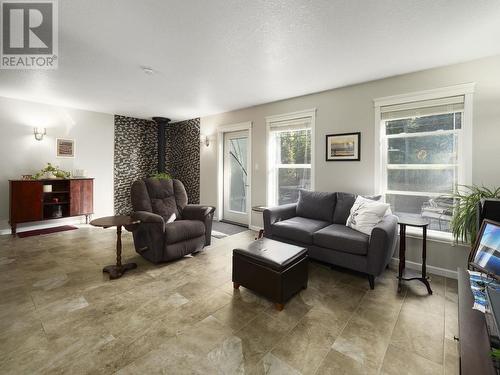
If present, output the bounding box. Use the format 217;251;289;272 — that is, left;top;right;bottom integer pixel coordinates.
0;96;115;233
200;55;500;276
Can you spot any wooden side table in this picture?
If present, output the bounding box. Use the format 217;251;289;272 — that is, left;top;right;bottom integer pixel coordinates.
251;206;268;239
90;215;140;279
397;216;433;295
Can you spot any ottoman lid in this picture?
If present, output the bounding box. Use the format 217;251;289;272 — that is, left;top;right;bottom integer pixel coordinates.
233;238;307;271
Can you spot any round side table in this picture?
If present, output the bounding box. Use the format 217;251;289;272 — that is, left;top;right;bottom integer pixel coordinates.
90;215;140;279
397;216;433;295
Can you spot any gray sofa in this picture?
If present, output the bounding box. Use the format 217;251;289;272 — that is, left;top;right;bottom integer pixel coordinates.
129;178;215;263
263;190;398;289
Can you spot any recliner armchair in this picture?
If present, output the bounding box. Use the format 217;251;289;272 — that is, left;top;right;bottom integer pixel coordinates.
129;177;215;263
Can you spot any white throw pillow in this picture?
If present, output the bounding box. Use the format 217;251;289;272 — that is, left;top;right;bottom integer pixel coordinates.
346;196;390;235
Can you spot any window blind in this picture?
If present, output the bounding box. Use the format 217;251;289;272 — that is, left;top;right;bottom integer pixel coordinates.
269;117;312;132
381;95;464;121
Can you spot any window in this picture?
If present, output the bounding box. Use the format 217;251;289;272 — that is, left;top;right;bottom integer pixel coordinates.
267;110;315;206
375;86;473;235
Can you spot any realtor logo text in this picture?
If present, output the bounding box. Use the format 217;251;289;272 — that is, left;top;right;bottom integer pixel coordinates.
1;0;58;69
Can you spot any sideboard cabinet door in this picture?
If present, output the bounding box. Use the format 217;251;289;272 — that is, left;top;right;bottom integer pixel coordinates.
10;181;43;224
69;179;94;216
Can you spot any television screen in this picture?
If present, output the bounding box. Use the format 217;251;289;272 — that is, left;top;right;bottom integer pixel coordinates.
472;220;500;277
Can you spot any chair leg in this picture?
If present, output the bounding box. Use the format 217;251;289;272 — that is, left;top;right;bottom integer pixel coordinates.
368;275;375;290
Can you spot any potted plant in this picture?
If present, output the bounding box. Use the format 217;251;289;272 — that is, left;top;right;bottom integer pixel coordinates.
451;185;500;245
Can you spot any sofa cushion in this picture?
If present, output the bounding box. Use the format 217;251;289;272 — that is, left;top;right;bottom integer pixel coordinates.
271;216;330;244
296;189;336;222
164;220;205;244
313;224;369;255
333;192;357;224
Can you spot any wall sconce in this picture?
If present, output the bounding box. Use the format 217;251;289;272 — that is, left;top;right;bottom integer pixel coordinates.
34;127;46;141
200;134;210;147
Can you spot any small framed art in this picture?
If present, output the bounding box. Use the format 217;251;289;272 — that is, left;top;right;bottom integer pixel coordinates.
56;138;75;158
325;132;360;161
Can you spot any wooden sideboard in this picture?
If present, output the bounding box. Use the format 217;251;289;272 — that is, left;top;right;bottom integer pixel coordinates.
9;178;94;234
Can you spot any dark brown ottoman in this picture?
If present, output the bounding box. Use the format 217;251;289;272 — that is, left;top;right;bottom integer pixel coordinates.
232;238;308;311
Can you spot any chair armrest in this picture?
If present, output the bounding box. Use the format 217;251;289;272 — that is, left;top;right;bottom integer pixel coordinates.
263;203;297;237
182;205;215;246
128;211;165;257
128;211;165;233
182;205;216;221
367;214;398;276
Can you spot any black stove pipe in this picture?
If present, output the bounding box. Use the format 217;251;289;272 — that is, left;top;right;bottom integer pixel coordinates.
152;117;171;173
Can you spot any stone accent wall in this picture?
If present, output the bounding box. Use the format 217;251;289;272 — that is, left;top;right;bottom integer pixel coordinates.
165;118;200;204
114;115;157;215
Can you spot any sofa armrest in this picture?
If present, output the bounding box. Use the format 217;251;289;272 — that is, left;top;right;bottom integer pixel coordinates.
182;205;216;221
263;203;297;237
367;214;398;276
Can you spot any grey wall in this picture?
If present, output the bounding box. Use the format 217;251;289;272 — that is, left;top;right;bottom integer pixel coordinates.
0;96;115;233
200;54;500;275
114;115;157;215
165;118;201;204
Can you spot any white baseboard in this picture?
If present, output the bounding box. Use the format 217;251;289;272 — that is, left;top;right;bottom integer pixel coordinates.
389;257;457;280
0;217;86;236
249;225;262;232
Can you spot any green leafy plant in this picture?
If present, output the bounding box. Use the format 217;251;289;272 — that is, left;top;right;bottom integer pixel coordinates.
150;172;172;180
492;348;500;359
451;185;500;244
33;163;71;179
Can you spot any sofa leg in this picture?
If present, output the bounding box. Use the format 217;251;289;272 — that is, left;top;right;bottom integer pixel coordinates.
368;275;375;290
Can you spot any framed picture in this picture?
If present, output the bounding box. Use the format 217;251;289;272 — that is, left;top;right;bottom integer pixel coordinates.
325;132;361;161
56;138;75;158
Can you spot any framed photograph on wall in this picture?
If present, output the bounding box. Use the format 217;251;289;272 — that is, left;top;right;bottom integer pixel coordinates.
325;132;361;161
56;138;75;158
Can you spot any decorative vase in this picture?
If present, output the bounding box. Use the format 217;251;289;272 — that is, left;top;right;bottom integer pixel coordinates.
52;205;63;218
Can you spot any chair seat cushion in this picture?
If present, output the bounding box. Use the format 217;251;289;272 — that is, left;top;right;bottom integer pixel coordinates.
271;216;330;244
313;224;369;255
164;220;205;244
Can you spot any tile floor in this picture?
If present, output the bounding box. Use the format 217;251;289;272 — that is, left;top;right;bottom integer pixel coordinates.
0;226;459;374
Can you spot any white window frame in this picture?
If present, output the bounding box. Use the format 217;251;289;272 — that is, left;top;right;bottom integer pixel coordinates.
373;83;474;241
266;109;316;207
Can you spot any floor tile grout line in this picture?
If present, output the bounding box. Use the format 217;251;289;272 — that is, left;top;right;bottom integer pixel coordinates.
312;284;371;375
376;283;407;375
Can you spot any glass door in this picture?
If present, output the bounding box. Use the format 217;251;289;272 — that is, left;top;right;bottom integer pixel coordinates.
223;130;249;225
